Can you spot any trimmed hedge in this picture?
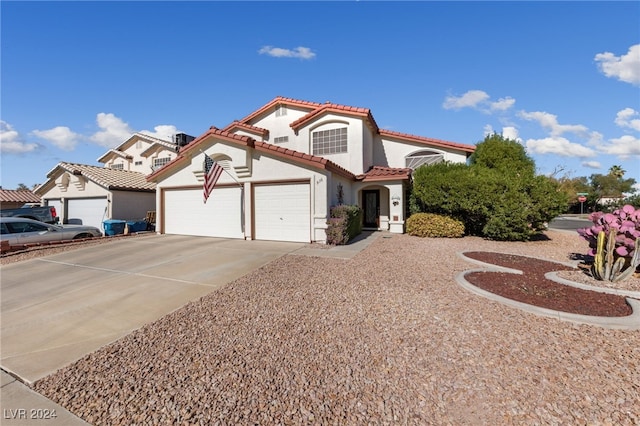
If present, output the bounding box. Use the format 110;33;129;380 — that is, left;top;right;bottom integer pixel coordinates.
326;205;363;245
406;213;465;238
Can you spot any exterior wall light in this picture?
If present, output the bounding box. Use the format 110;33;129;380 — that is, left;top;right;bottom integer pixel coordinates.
391;194;401;206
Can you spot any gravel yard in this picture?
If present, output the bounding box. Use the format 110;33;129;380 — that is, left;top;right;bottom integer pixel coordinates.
31;230;640;425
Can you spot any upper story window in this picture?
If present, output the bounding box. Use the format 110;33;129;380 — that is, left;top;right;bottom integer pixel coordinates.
405;150;444;169
312;127;348;155
153;157;171;169
111;163;124;170
273;136;289;144
275;105;287;117
136;141;142;149
135;161;143;166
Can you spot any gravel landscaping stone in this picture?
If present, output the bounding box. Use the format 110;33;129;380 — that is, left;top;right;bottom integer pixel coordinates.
27;230;640;424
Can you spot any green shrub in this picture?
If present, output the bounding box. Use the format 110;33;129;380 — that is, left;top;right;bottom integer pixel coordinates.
411;134;567;241
406;213;465;238
326;205;363;245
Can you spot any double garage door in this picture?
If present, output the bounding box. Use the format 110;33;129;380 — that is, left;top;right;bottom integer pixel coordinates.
162;183;310;243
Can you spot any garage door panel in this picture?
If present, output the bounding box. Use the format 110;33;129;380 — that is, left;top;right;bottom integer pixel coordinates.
254;184;310;243
67;198;108;230
164;187;243;238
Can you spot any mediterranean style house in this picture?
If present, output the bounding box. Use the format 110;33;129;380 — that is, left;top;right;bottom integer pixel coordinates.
147;97;475;243
35;133;182;230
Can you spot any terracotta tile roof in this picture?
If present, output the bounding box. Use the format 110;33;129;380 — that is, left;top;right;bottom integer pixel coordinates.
379;129;476;153
356;166;412;182
223;121;270;139
147;126;355;181
56;163;156;191
0;189;41;203
290;102;380;133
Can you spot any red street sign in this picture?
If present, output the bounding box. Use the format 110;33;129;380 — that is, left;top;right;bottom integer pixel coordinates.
578;196;587;203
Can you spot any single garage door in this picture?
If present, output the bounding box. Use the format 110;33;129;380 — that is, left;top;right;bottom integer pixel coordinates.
254;183;310;242
67;197;108;230
163;187;243;238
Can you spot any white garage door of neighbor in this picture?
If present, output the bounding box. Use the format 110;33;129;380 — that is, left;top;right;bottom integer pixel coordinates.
67;198;108;230
163;187;243;238
254;183;310;243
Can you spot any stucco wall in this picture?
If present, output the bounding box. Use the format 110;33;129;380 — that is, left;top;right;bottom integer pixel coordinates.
374;137;469;168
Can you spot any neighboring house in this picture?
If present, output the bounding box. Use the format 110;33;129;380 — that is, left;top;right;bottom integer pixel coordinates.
34;133;183;230
0;189;41;210
147;96;476;243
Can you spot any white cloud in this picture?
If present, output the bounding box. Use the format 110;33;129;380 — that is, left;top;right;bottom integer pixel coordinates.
490;97;516;112
483;124;494;136
258;45;316;60
90;113;134;148
525;136;596;158
140;125;179;141
596;134;640;158
443;90;516;114
594;44;640;86
32;126;80;151
614;107;640;131
0;121;39;154
443;90;489;110
518;111;588;137
501;126;521;142
582;161;601;170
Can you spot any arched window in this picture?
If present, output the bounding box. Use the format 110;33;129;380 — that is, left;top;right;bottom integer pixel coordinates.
405;150;444;169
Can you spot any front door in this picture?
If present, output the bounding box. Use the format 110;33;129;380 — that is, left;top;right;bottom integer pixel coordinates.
363;190;379;228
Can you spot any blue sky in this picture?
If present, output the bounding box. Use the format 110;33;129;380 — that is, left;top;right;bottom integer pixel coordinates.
1;1;639;192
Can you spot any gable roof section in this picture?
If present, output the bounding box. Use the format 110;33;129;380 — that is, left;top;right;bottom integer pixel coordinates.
223;121;270;139
47;163;156;192
236;96;323;124
380;129;476;153
97;132;175;163
356;166;412;182
235;97;474;154
0;189;40;203
290;102;380;134
147;126;355;182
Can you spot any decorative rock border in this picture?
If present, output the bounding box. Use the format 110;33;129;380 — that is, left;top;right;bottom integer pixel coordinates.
456;251;640;330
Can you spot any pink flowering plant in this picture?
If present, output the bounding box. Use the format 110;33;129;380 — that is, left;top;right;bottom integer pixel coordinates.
577;204;640;281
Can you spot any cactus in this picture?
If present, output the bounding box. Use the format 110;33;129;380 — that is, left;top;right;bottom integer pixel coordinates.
591;230;640;282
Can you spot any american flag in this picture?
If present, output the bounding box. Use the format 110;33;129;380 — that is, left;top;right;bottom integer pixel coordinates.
203;154;223;203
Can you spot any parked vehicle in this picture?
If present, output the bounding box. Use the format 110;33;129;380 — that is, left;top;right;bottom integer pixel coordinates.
0;204;58;224
0;217;102;245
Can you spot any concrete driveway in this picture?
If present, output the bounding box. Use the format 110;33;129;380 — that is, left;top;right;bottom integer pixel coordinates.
1;234;304;385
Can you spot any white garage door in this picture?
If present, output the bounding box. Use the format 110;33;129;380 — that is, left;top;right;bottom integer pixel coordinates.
163;187;243;238
67;197;108;230
254;183;310;242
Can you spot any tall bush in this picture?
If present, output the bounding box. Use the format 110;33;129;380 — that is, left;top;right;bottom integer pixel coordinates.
411;134;567;241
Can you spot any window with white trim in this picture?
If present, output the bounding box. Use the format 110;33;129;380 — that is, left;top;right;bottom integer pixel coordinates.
111;163;124;170
312;127;348;155
135;161;142;166
273;136;289;144
153;157;171;169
